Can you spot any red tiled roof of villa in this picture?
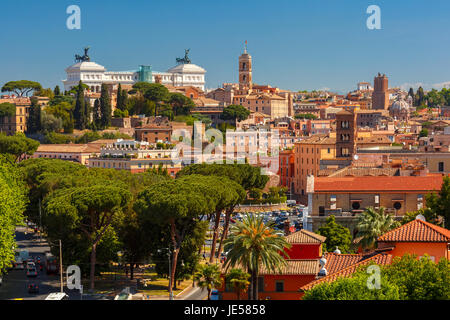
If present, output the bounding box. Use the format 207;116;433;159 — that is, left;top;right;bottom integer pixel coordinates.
299;253;392;292
377;219;450;243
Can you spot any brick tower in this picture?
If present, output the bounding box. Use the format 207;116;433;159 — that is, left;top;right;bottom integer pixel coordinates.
238;41;252;95
336;108;357;158
372;73;389;110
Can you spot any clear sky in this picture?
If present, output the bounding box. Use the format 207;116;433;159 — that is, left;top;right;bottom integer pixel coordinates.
1;0;449;93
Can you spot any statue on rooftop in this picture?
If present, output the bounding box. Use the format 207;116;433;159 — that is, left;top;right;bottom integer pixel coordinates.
176;49;191;64
75;46;91;62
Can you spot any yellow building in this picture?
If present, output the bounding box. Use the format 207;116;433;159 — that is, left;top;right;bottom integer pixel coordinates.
0;97;30;135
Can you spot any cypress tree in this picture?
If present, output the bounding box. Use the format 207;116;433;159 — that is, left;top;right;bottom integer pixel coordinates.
93;98;101;128
117;83;123;110
100;84;111;129
54;85;61;96
27;97;41;134
74;81;86;130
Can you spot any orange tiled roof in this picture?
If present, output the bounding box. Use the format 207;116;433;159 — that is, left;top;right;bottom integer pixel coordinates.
299;253;392;291
259;259;319;275
377;219;450;243
36;144;101;154
313;175;445;193
286;229;326;244
224;259;319;276
323;252;379;275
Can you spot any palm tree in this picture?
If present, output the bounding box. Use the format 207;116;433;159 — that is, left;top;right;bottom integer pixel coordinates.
356;207;400;250
193;263;223;300
223;214;291;300
226;268;250;300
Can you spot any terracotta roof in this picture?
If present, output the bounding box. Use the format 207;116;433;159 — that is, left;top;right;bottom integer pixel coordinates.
36;144;101;154
377;219;450;243
225;259;319;276
328;167;398;178
295;134;336;145
260;259;319;275
286;229;326;244
313;175;445;192
323;252;379;275
299;253;392;291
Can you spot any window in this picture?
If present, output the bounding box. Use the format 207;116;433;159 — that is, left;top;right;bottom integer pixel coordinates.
438;162;444;172
319;206;325;216
393;202;402;210
352;202;361;210
258;277;264;292
275;281;284;292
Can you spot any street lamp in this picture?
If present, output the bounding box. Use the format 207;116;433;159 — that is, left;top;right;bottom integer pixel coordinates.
158;247;173;300
48;239;64;293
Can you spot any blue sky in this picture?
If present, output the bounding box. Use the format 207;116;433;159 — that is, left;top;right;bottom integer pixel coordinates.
1;0;449;93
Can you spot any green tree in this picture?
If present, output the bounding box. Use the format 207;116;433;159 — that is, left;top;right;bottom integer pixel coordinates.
303;263;401;300
221;105;250;122
425;176;450;229
93;99;101;128
177;163;268;261
383;254;450;300
419;128;428;138
34;88;55;100
135;177;216;297
226;268;250;300
0;102;16;117
100;84;112;129
53;85;61;96
143;83;170;117
40;111;63;133
317;215;352;253
1;80;42;97
408;88;415;103
294;113;318;120
44;184;131;289
224;214;291;300
45;101;74;133
0;133;39;163
27;97;41;134
356;207;400;251
194;263;223;300
169;93;195;116
74;81;87;130
0;159;26;274
116;83;128;112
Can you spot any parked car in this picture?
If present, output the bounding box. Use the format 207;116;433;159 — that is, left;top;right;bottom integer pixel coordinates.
26;267;38;277
28;283;39;294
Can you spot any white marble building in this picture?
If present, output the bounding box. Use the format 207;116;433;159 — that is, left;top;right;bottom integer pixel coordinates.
62;60;206;93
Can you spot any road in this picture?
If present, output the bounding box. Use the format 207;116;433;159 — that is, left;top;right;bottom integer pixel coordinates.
0;226;106;300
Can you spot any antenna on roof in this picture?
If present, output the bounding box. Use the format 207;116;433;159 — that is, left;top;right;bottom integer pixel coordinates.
244;40;247;54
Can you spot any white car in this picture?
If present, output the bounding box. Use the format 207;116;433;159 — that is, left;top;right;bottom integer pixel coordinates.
45;293;69;300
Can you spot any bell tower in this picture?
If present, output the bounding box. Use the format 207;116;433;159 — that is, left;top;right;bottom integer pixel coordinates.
238;41;252;94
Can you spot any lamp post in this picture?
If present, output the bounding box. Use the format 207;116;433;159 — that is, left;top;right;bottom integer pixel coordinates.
59;240;63;293
158;247;173;300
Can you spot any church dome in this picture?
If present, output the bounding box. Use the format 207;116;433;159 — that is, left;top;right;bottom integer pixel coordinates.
167;63;206;74
390;99;410;111
66;61;106;73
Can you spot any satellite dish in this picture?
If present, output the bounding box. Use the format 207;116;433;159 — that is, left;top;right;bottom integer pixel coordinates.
415;214;426;221
353;154;359;160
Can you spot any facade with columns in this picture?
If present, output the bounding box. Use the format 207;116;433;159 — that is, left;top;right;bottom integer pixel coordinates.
63;58;206;93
